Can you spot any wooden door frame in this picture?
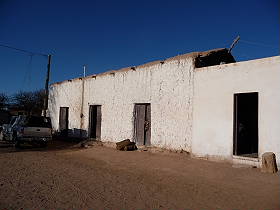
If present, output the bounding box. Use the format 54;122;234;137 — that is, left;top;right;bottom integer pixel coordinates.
233;92;259;157
233;94;238;156
59;107;69;137
133;103;151;146
88;105;102;140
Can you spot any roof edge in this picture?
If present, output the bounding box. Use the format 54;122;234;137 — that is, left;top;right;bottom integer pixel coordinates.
51;48;229;86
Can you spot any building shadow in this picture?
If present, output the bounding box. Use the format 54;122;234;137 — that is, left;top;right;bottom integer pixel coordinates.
0;128;90;154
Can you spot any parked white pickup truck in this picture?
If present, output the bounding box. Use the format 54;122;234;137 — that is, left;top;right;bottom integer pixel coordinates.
12;115;52;147
1;116;17;141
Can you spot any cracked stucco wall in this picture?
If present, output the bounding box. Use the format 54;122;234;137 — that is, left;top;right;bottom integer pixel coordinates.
49;57;194;151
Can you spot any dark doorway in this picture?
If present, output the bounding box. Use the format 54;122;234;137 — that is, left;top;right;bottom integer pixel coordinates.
233;92;258;158
89;105;102;140
59;107;69;137
134;104;151;146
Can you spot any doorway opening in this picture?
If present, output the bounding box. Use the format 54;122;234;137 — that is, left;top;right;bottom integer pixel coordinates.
59;107;69;137
89;105;102;140
233;92;258;158
134;104;151;146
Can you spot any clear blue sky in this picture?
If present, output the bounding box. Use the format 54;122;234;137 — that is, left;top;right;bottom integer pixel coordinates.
0;0;279;94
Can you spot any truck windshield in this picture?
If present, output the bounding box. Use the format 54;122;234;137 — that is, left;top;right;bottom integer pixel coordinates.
25;116;52;128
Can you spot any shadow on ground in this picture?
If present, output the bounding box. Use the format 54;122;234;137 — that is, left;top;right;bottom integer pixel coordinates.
0;138;90;154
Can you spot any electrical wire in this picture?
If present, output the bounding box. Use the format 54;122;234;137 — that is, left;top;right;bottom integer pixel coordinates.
0;43;48;57
239;39;278;50
22;54;33;90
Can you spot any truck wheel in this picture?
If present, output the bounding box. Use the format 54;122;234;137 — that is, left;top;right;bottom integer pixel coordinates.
40;142;47;148
12;131;17;142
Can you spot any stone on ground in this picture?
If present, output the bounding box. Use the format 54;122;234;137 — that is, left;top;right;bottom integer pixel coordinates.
116;139;137;151
261;152;278;173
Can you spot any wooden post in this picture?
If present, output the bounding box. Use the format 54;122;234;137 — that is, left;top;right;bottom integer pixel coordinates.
43;55;52;117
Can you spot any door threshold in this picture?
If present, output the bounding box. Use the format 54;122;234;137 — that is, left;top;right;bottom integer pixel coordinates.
233;155;259;161
233;155;260;167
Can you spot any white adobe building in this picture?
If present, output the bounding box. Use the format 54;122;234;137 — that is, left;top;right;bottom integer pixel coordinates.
48;48;280;167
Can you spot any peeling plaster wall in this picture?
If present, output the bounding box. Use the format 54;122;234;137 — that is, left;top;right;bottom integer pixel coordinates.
192;56;280;165
49;57;194;151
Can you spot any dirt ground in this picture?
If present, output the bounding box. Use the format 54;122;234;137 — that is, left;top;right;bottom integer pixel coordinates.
0;140;279;210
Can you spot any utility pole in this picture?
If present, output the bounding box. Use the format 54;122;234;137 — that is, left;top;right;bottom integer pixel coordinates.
43;54;52;117
0;44;51;116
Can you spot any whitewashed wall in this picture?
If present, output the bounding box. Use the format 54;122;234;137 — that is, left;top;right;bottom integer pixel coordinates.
192;56;280;165
49;56;194;151
49;54;280;165
48;79;83;137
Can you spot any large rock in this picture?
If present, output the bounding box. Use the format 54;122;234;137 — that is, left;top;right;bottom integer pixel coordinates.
116;139;137;151
261;152;278;173
123;143;137;151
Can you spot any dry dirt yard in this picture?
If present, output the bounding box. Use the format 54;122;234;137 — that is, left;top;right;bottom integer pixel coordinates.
0;140;279;210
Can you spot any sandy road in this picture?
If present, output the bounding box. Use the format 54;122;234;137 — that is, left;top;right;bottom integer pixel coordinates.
0;140;279;210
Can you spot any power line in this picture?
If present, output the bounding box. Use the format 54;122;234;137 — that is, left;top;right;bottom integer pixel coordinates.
0;43;52;116
22;54;34;90
0;43;48;57
239;39;278;49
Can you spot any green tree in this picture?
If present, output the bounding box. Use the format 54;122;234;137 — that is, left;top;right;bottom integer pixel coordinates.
12;90;45;115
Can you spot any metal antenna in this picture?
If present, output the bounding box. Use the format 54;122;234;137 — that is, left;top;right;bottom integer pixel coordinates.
83;65;86;77
229;36;240;53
